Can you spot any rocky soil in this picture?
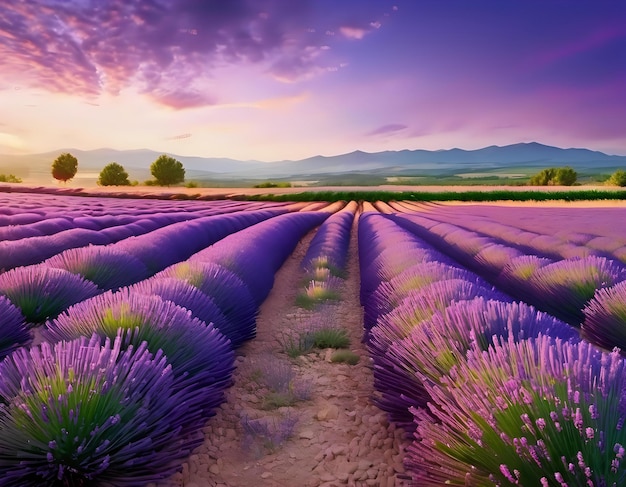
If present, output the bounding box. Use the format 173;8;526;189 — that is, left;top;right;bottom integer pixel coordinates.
151;218;411;487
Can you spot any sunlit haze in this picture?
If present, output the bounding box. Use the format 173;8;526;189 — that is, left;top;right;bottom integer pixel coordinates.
1;1;625;160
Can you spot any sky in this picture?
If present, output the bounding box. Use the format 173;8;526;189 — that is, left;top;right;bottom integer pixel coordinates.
1;0;625;161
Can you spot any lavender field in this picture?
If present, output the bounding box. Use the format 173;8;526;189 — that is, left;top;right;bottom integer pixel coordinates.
1;191;626;486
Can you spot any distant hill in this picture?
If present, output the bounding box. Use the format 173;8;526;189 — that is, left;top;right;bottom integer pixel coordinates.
2;142;625;184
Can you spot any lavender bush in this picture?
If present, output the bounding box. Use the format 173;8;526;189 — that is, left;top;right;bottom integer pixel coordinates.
44;246;150;290
527;256;626;326
374;298;579;429
0;335;199;486
0;296;30;360
155;261;257;346
0;266;99;324
43;290;235;413
129;277;230;341
583;280;626;353
240;413;299;457
407;335;626;486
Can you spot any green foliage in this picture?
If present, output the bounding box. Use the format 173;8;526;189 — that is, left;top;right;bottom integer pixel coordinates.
0;174;22;183
295;281;341;309
261;392;299;410
253;181;292;188
150;154;185;186
97;162;130;186
607;169;626;187
51;152;78;182
529;166;577;186
310;327;350;349
330;349;360;365
185;180;199;188
237;188;626;203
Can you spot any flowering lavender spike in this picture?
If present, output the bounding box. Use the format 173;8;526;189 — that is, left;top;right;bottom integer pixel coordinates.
583;280;626;353
406;335;626;486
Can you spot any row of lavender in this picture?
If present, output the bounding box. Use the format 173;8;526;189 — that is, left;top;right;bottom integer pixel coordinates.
392;200;626;266
0;193;292;270
0;193;330;485
384;208;626;354
359;210;626;485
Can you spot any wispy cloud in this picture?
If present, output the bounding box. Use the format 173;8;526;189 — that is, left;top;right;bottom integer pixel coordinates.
366;123;407;137
0;1;385;107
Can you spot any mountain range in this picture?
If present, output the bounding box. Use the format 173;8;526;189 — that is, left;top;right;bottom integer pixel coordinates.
2;142;625;183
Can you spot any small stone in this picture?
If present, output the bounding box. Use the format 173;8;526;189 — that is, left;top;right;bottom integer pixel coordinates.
336;472;350;482
209;464;221;475
299;429;316;440
316;404;339;421
319;472;336;482
242;393;259;403
260;472;272;479
337;460;358;475
331;443;348;456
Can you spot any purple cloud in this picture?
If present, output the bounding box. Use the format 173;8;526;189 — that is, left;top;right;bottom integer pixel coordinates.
0;1;389;107
366;124;408;137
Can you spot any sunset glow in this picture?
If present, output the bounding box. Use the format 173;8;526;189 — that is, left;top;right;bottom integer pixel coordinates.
1;1;625;160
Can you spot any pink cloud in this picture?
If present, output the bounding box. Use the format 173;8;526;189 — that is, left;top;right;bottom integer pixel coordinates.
339;26;368;40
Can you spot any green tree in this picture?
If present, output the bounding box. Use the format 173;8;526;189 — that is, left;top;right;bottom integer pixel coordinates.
607;169;626;187
150;154;185;186
0;174;22;183
529;166;577;186
98;162;130;186
553;166;577;185
51;152;78;183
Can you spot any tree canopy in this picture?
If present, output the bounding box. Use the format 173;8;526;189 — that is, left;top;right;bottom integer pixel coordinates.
150;154;185;186
51;153;78;183
98;162;130;186
607;169;626;187
529;166;577;186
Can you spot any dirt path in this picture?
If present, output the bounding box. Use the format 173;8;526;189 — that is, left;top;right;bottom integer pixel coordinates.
152;217;410;487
